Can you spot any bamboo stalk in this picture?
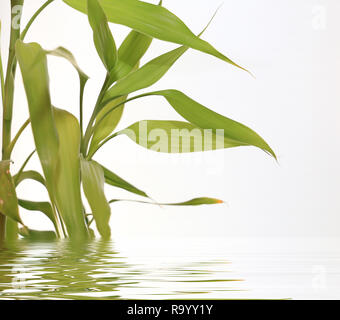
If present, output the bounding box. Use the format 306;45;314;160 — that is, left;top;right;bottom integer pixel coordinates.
0;0;24;241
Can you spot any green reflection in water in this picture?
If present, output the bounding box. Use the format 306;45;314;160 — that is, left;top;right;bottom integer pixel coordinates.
0;240;244;300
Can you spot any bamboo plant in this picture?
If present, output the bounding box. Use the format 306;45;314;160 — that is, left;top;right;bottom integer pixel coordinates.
0;0;276;242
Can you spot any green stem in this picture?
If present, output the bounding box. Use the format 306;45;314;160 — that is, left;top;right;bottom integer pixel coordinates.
79;78;87;138
86;93;155;159
6;118;30;157
1;0;24;242
0;214;5;244
87;132;119;160
13;149;35;185
20;0;55;40
82;74;111;156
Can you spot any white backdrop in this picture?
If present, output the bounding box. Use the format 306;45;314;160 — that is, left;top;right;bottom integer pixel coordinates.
1;0;340;239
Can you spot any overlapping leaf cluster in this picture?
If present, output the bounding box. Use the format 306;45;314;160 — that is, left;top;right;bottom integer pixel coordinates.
1;0;275;240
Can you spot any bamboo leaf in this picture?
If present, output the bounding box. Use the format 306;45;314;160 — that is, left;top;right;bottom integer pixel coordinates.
0;161;23;224
81;159;111;239
114;90;276;158
15;40;59;193
89;30;153;153
14;170;46;187
118;120;240;153
19;226;57;241
109;30;152;84
16;41;88;239
103;46;187;105
46;46;89;84
101;165;148;198
89;95;127;156
53;107;89;238
87;0;117;73
109;197;224;206
18;199;58;231
63;0;245;70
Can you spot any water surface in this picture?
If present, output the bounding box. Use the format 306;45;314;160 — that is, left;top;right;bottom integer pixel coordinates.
0;237;339;299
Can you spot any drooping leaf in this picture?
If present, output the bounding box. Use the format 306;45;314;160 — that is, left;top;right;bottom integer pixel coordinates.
63;0;245;70
81;159;111;239
53;107;89;238
19;226;57;241
0;161;23;224
114;90;276;158
118;120;240;153
14;170;46;187
87;0;117;73
16;41;89;239
18;199;58;231
46;46;89;84
109;197;224;206
46;46;89;135
15;40;59;195
101;165;148;198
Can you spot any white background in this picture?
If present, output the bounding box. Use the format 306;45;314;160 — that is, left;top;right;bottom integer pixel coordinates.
1;0;340;240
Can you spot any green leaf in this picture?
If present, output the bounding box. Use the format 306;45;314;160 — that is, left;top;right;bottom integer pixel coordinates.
46;46;89;85
53;107;89;238
101;165;148;198
103;46;187;105
109;30;152;84
63;0;245;70
89;95;127;156
16;41;59;194
118;120;240;153
14;170;46;187
89;29;152;154
81;159;111;239
16;41;89;239
18;199;58;231
46;46;89;135
0;161;23;224
19;226;57;241
115;90;276;158
109;197;224;206
87;0;117;73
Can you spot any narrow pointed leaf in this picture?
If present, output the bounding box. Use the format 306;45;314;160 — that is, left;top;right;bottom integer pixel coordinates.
14;170;46;187
81;159;111;239
103;46;187;105
87;0;117;72
0;161;23;224
118;120;240;153
109;197;224;206
53;107;89;238
89;95;127;156
115;90;276;158
89;30;152;152
101;165;148;198
18;199;58;231
109;30;152;84
63;0;244;70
